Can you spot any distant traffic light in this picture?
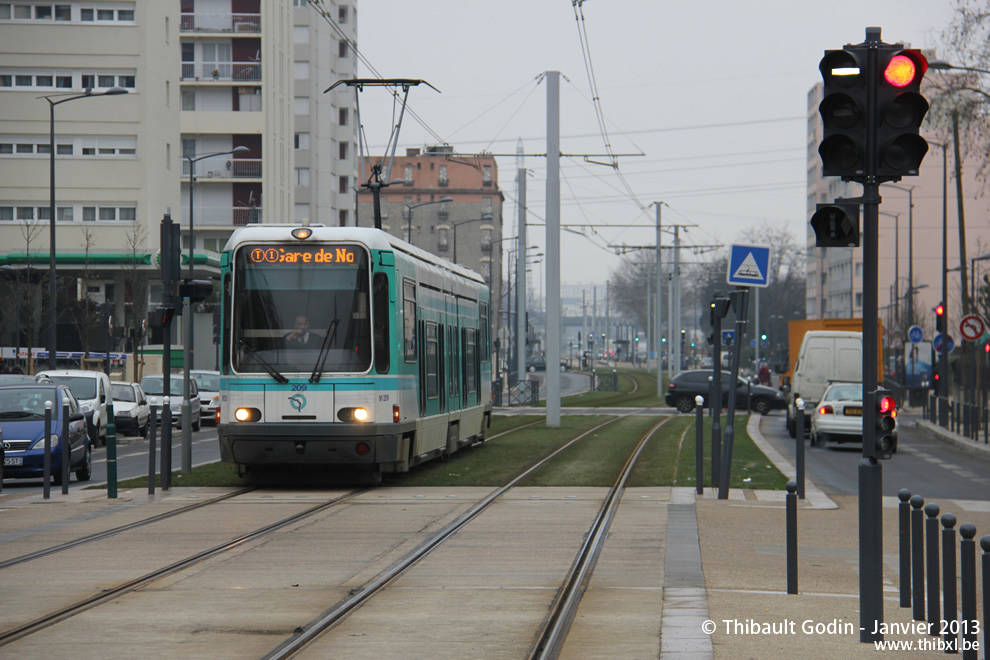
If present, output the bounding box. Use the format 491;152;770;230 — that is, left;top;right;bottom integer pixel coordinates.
810;202;860;247
876;48;929;181
935;302;946;334
818;47;868;181
179;279;213;304
873;388;897;459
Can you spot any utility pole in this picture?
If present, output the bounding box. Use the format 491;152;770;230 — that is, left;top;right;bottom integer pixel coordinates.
655;202;663;396
516;141;527;386
545;70;561;427
673;225;681;374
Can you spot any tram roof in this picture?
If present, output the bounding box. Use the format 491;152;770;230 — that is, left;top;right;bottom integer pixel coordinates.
224;225;485;285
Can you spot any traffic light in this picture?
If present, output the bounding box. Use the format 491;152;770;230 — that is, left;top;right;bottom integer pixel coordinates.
810;202;860;247
152;306;175;328
935;302;945;333
818;47;868;180
876;48;929;181
873;388;897;459
179;279;213;304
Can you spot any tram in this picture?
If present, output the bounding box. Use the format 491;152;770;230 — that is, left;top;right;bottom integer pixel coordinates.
217;225;492;479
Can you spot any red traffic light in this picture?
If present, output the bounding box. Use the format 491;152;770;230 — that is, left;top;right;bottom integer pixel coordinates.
878;395;896;414
935;303;945;316
884;55;917;87
985;343;990;354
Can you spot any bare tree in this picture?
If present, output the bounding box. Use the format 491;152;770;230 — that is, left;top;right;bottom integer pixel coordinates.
68;226;99;360
121;224;150;381
17;217;46;372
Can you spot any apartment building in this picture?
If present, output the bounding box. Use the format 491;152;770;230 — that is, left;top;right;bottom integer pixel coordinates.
0;1;359;365
356;146;504;340
0;1;180;355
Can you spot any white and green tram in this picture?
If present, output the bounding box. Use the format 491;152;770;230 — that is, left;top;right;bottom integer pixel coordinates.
217;225;492;480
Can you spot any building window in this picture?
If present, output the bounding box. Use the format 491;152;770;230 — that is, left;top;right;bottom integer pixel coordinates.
181;89;195;110
404;164;413;186
339;175;348;194
482;197;492;214
294;97;309;115
481;228;492;251
855;292;863;308
438;164;448;186
338;107;348;126
294;203;309;221
338;209;348;226
482;165;492;186
437;227;449;252
294;132;310;150
293;61;310;79
295;167;310;186
338;141;348;159
338;5;347;23
293;25;309;44
338;39;348;58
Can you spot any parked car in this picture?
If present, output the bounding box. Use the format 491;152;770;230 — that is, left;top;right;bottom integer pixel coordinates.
0;383;91;484
664;369;787;415
526;355;569;372
190;370;220;424
37;369;112;447
140;375;201;431
810;382;898;452
111;382;150;437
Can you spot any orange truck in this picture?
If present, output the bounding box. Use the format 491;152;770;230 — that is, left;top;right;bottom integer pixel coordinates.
779;318;884;389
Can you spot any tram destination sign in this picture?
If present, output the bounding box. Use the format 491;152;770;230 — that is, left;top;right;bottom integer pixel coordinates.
246;244;362;265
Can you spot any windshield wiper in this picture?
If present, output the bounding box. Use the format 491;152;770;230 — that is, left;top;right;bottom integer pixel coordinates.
310;319;339;383
0;411;40;419
238;339;288;384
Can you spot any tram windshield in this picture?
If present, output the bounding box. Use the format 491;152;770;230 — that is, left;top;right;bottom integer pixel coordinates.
232;243;372;374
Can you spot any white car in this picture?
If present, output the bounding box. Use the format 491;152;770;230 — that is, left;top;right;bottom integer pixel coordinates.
111;382;150;437
140;375;201;431
190;370;220;424
37;369;112;446
810;382;898;452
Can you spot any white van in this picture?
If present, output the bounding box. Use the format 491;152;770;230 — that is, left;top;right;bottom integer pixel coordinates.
786;331;862;437
37;369;112;446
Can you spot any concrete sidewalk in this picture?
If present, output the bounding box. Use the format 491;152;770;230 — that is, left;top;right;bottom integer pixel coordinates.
673;412;989;658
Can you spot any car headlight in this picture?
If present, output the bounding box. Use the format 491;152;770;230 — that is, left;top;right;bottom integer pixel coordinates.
116;410;131;417
33;434;60;449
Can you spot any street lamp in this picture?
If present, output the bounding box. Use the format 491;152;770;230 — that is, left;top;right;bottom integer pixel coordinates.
181;145;248;475
43;86;128;369
404;197;452;246
452;214;494;264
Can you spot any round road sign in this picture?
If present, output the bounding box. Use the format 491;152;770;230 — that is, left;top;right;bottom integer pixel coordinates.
908;325;924;344
959;314;987;342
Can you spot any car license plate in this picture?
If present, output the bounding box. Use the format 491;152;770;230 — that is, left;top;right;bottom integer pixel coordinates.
844;407;863;416
4;457;23;466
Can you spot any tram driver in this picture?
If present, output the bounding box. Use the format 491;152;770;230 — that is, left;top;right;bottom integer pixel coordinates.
283;314;323;349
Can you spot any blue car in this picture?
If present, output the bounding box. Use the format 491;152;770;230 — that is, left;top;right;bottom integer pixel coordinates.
0;384;91;485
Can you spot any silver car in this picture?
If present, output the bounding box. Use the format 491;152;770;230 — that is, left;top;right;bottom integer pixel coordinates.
810;382;898;452
190;370;220;425
140;375;202;432
111;382;150;437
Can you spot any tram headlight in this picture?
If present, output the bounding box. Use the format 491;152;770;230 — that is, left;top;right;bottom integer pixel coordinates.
234;407;261;422
337;407;370;423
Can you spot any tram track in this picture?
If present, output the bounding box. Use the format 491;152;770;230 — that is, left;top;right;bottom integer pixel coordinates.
265;412;671;659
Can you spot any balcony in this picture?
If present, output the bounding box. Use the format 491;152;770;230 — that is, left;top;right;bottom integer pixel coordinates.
180;13;261;34
183;158;262;179
185;206;263;227
180;62;262;83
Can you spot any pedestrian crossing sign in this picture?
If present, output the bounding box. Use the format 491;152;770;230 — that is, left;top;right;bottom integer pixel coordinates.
726;243;771;288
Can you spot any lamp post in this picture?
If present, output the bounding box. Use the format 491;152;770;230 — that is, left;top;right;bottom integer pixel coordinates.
43;87;128;370
452;214;494;265
180;145;248;475
404;197;453;246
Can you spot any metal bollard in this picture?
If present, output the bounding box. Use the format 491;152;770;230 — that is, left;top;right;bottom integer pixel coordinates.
786;480;797;594
795;398;805;500
162;396;171;491
925;502;940;635
43;400;52;500
695;395;704;495
941;513;958;654
958;523;977;660
898;489;912;608
148;406;157;495
980;535;989;658
747;381;752;414
911;495;925;620
60;402;69;495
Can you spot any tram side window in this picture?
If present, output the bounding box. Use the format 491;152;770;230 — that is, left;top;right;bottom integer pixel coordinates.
373;273;390;373
403;278;416;362
464;328;477;403
426;322;439;399
221;273;231;374
480;302;489;361
448;325;459;401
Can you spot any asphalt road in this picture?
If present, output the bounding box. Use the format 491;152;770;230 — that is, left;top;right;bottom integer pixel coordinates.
758;410;990;501
0;424;223;495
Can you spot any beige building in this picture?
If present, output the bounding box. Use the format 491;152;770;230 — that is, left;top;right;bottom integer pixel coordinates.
0;0;359;367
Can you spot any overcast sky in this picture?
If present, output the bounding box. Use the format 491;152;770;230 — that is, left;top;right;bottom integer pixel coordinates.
353;1;954;286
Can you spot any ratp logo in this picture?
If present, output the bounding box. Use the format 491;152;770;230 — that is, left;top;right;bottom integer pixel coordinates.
288;394;306;411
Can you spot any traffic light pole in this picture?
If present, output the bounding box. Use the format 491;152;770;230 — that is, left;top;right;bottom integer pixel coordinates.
858;28;883;644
